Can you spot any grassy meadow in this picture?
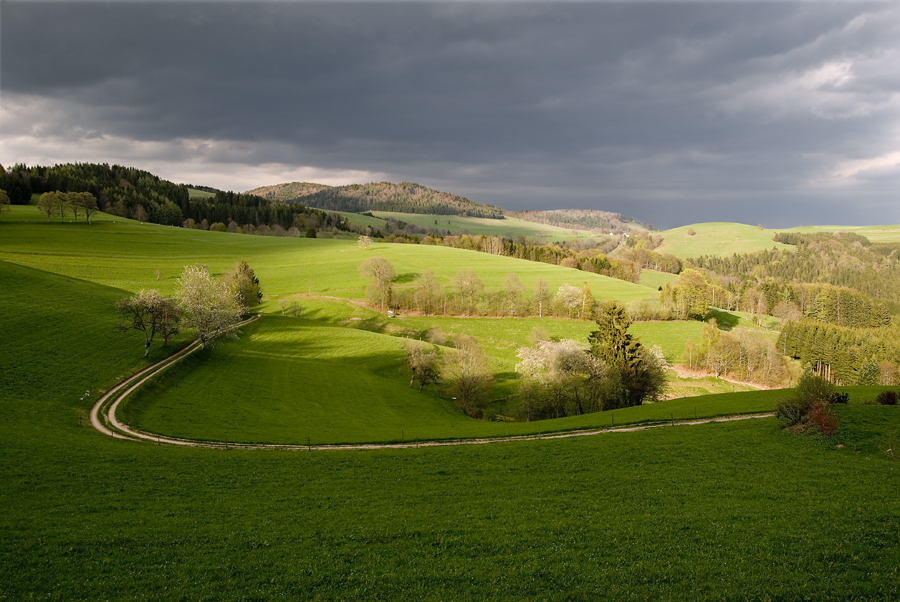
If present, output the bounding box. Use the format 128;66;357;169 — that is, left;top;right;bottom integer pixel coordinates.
0;206;655;306
3;206;900;600
658;221;900;260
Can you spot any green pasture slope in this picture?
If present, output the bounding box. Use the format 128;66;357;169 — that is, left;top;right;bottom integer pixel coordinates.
2;208;900;600
657;222;794;259
0;206;654;305
658;221;900;260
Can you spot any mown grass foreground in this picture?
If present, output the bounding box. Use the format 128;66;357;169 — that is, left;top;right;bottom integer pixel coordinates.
2;213;900;600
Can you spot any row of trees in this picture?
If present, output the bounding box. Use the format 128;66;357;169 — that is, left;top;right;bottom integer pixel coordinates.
116;262;261;356
358;257;601;319
37;191;99;224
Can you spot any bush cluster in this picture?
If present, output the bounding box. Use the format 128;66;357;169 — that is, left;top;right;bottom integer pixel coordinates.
773;368;840;436
876;390;898;406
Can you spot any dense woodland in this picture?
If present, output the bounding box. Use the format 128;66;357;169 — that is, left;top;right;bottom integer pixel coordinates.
691;232;900;316
682;232;900;386
0;163;344;234
779;320;900;386
250;181;504;218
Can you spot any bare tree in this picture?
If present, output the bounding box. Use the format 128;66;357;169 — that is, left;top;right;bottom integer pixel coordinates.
442;335;493;418
532;277;550;318
358;256;394;309
414;270;441;315
452;270;483;312
503;273;524;316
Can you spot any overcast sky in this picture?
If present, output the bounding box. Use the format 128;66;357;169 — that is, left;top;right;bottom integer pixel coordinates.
2;1;898;228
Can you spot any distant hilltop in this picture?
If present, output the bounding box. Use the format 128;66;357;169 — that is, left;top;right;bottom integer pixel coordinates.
245;181;504;219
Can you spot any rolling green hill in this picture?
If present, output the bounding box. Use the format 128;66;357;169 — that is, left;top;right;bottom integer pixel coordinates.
0;205;657;305
658;222;900;260
657;222;794;259
3;206;900;600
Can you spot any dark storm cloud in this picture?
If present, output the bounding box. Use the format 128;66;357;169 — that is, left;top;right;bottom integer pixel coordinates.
2;1;898;227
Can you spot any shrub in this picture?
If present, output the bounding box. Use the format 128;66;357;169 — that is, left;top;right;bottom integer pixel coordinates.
774;398;806;426
806;401;839;437
830;392;850;405
876;390;898;406
796;368;834;407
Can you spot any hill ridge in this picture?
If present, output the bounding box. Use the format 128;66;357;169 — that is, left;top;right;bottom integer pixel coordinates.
246;180;503;219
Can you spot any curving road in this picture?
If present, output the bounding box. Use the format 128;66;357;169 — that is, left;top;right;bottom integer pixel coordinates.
91;315;775;451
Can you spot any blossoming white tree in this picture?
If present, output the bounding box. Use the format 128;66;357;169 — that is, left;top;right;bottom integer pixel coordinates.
175;265;244;347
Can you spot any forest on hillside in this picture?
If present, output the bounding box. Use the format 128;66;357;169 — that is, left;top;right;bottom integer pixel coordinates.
250;181;504;218
505;208;648;233
680;231;900;387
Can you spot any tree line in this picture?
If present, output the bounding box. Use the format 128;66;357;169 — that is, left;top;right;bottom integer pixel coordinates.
1;162;351;234
779;319;900;386
503;208;650;233
36;191;99;224
358;256;603;319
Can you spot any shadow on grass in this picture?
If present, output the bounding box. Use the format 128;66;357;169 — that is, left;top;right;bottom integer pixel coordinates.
393;272;419;284
708;308;740;331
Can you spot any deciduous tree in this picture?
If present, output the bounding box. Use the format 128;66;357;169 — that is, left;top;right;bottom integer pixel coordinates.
116;289;180;357
532;277;550;318
442;335;493;418
224;260;263;314
175;265;244;347
358;256;394;309
405;341;440;392
414;271;441;316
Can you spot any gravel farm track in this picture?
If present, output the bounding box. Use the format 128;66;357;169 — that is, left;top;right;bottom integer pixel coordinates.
91;315;774;451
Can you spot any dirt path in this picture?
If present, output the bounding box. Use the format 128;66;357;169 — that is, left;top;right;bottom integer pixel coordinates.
91;315;775;451
669;364;770;390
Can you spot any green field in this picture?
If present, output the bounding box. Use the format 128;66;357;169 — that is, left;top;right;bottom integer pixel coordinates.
120;313;756;445
0;206;656;306
657;222;794;259
658;221;900;259
3;207;900;600
188;187;216;199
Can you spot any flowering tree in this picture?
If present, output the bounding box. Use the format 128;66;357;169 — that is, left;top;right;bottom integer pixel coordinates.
116;289;180;357
175;265;244;347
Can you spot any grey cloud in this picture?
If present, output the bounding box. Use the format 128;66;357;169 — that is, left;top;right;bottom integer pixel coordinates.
2;1;898;228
